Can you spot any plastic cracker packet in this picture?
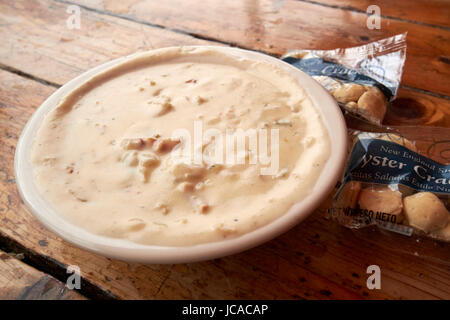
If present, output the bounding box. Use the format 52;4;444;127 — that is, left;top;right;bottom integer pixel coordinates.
328;127;450;242
282;33;407;126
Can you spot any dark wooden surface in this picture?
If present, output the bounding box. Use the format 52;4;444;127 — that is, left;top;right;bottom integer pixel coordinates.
0;249;85;300
0;0;449;300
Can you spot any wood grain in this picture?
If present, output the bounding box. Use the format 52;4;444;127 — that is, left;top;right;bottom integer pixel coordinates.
1;69;449;300
386;87;450;127
68;0;450;97
0;0;449;127
0;0;218;86
0;0;449;300
0;250;86;299
300;0;450;28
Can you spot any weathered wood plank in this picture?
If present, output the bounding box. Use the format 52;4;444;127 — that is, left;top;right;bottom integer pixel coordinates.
0;250;86;300
299;0;450;28
1;69;449;299
0;0;218;86
68;0;450;96
0;0;449;300
1;0;449;127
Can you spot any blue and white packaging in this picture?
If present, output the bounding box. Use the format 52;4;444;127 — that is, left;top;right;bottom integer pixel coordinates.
329;130;450;242
282;34;407;126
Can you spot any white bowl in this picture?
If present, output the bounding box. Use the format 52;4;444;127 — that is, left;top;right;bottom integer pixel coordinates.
15;46;347;264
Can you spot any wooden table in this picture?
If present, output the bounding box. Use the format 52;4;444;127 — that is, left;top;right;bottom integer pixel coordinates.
0;0;449;300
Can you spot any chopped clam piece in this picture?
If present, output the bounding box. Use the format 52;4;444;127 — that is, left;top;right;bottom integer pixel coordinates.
154;202;170;215
138;165;156;182
191;196;210;214
152;88;163;96
120;137;156;152
177;182;195;192
136;153;160;182
147;95;174;117
120;138;144;150
207;116;221;125
145;137;158;146
121;150;139;167
153;137;181;153
139;153;160;167
194;96;208;105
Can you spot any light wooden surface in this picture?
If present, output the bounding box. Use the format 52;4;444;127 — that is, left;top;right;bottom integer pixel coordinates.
69;0;450;96
0;0;449;300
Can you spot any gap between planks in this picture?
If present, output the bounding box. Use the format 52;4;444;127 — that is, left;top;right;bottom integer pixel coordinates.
52;0;450;101
296;0;450;31
0;63;61;89
0;230;118;300
55;0;241;48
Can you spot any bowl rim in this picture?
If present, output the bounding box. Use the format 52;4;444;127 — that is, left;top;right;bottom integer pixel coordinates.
14;46;347;264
